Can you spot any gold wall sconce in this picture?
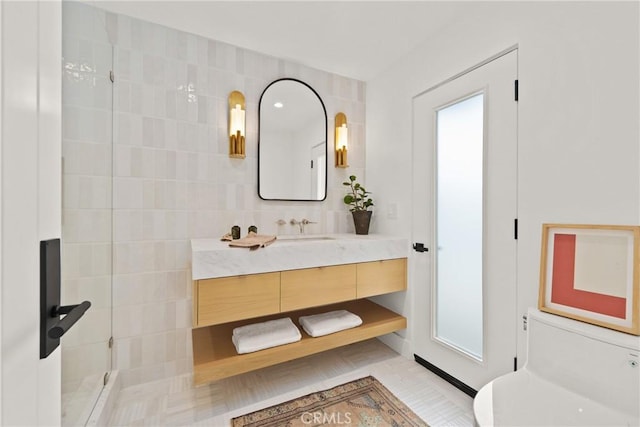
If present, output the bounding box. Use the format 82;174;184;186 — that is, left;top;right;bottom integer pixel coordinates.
335;112;348;168
229;91;246;158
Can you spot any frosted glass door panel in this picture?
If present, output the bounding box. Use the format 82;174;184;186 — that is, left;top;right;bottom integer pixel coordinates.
435;93;484;360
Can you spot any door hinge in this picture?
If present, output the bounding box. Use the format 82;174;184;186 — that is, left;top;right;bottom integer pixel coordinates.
514;357;518;371
514;79;519;101
109;70;115;83
103;371;110;386
108;336;113;348
522;314;528;331
310;159;314;169
514;218;518;240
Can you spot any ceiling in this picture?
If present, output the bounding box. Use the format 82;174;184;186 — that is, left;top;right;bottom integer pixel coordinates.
92;1;468;81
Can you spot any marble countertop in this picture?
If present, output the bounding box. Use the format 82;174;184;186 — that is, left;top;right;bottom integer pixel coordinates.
191;234;409;280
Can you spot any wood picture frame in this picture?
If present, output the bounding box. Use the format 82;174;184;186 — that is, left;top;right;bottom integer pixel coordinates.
539;223;640;335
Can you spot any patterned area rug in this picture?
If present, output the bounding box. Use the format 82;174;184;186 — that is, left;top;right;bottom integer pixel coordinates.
232;376;428;426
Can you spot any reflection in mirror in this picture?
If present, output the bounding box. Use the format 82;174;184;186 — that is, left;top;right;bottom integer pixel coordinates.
258;78;327;201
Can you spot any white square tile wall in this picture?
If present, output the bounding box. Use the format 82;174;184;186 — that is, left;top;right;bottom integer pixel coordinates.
63;1;367;388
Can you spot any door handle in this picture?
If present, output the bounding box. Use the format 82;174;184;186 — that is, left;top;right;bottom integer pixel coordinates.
47;301;92;339
40;238;93;358
413;242;429;253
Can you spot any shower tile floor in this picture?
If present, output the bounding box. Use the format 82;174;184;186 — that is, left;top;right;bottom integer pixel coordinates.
62;374;104;426
108;339;474;426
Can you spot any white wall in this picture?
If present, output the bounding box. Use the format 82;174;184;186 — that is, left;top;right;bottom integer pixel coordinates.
367;1;640;364
1;1;62;425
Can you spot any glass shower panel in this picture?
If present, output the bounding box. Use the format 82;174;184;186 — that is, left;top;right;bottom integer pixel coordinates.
435;93;484;360
61;2;113;425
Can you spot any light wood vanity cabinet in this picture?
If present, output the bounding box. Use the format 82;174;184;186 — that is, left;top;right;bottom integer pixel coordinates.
281;264;357;312
191;257;408;385
194;272;280;327
356;258;407;298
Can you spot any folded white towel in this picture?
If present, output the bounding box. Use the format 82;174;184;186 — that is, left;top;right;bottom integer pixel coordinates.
232;317;295;337
299;310;363;337
232;317;301;354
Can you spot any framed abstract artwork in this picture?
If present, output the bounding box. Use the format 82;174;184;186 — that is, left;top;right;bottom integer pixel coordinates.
539;224;639;335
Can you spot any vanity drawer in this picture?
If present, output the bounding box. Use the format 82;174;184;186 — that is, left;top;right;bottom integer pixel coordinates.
281;264;357;312
356;258;407;298
195;272;280;327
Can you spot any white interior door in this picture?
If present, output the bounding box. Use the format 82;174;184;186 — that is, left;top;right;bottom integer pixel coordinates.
310;142;326;200
412;50;518;392
1;1;62;424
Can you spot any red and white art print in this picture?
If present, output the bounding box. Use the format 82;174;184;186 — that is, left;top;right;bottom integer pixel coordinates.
539;224;639;335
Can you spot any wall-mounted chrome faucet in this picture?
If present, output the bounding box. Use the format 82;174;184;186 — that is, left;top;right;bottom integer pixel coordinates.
290;218;302;233
290;218;317;234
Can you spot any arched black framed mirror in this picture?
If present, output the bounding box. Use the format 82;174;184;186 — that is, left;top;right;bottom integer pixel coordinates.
258;78;327;201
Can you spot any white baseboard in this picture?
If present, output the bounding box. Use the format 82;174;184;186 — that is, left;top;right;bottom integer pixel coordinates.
377;332;412;359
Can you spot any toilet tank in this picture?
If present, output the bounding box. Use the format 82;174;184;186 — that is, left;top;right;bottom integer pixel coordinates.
526;309;640;419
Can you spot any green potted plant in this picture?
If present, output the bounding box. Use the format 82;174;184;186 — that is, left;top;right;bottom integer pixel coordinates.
343;175;374;235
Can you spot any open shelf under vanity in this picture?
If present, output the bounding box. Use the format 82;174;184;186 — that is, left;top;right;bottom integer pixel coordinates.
192;298;406;385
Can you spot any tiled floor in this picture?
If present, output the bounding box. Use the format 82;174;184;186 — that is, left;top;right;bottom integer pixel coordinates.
62;374;104;426
108;339;475;426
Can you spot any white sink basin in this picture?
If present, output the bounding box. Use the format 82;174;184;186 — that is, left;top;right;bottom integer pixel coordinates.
277;235;336;242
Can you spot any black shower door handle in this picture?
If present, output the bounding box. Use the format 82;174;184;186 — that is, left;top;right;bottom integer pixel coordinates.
47;301;92;339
